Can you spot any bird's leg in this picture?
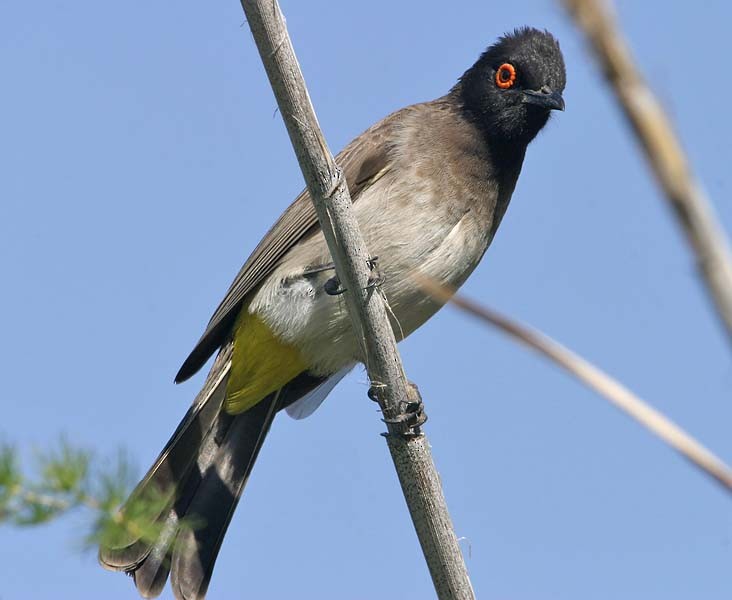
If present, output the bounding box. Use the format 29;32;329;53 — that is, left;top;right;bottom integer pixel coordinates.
323;256;382;295
304;262;347;295
302;262;335;276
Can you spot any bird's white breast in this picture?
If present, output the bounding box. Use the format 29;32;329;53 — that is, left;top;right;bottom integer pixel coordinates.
249;104;504;375
248;182;495;376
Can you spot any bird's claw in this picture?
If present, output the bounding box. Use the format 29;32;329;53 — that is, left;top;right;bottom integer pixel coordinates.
369;382;427;437
365;256;384;290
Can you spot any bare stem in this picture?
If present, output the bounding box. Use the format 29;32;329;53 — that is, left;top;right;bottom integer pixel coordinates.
562;0;732;348
238;2;474;597
418;276;732;494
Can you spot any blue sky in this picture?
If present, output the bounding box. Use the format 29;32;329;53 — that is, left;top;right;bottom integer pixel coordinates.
1;1;731;598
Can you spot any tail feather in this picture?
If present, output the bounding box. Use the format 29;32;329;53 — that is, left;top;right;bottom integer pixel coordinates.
100;349;346;599
131;406;238;599
170;394;279;599
131;512;180;598
99;347;232;572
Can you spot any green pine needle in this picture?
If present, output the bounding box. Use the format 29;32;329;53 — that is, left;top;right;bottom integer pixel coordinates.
0;437;201;551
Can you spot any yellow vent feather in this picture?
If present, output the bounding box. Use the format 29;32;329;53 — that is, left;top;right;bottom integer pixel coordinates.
225;307;307;414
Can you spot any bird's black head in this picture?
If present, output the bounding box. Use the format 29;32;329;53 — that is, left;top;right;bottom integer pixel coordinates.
454;27;566;153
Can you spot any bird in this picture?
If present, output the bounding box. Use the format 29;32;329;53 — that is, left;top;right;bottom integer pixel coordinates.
99;26;566;599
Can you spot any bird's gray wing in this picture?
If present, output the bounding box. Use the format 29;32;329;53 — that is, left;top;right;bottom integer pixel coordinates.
175;112;399;383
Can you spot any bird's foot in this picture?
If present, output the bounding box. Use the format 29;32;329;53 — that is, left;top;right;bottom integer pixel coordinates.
324;275;347;295
369;381;427;436
365;256;384;290
324;256;382;295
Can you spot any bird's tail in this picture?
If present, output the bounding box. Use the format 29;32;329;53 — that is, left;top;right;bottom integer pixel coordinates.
99;346;280;600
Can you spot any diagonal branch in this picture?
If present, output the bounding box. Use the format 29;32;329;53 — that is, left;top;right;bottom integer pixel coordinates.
238;2;474;598
562;0;732;349
418;276;732;494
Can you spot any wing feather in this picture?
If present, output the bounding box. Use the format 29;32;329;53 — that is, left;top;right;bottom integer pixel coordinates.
175;110;400;382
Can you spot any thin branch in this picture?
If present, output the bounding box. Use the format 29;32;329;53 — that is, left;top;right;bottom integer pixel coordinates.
238;2;474;598
418;276;732;493
562;0;732;349
0;441;181;547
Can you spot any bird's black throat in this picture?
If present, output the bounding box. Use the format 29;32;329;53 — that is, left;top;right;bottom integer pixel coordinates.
450;81;550;169
449;27;566;171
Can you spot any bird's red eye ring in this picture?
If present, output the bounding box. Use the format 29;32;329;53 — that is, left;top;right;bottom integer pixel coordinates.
495;63;517;89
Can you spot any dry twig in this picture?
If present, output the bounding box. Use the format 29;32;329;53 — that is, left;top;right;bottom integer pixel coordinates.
563;0;732;347
238;2;474;598
418;276;732;493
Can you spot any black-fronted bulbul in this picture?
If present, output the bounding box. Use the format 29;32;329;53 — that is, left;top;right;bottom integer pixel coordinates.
100;26;566;599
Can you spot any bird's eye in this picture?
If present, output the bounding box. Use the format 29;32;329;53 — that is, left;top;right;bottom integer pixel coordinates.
495;63;517;89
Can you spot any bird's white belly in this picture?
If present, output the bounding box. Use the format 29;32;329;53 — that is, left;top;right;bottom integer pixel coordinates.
248;199;492;376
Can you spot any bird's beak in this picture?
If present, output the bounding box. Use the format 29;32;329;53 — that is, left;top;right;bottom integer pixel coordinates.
522;86;565;111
